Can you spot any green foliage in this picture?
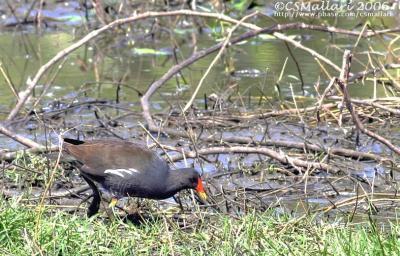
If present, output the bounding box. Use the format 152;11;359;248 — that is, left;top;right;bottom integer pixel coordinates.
1;199;400;255
5;152;63;189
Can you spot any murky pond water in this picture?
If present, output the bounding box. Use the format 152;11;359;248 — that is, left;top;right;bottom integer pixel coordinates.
1;2;397;113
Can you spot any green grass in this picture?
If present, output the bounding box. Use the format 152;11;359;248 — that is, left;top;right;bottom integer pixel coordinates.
1;197;400;256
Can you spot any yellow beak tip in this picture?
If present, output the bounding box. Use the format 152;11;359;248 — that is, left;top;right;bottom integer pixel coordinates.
198;192;208;201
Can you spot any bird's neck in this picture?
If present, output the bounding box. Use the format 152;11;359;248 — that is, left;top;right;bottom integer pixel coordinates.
164;171;191;197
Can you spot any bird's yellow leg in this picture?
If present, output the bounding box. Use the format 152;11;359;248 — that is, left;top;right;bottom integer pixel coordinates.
109;197;118;208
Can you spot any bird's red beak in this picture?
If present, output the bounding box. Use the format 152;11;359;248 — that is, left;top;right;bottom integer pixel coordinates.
196;178;207;201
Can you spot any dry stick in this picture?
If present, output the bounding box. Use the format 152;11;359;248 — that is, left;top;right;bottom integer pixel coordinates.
353;23;369;50
37;0;45;29
138;122;177;168
337;48;352;127
1;185;90;200
93;106;125;140
0;62;18;99
366;52;378;100
0;123;43;148
183;12;258;112
34;136;63;240
289;84;304;125
22;0;38;24
2;119;388;166
337;50;400;156
34;185;90;199
378;60;400;90
272;32;343;74
177;105;202;173
226;20;400;38
284;41;304;93
137;120;391;164
4;0;21;24
231;102;338;120
27;57;68;120
275;57;289;99
0;146;59;161
169;146;341;173
348;63;400;82
4;107;388;166
318;63;400;121
318;192;400;213
327;96;400;116
316;78;336;111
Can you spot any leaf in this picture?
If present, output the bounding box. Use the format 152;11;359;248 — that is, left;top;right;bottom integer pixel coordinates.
231;0;250;11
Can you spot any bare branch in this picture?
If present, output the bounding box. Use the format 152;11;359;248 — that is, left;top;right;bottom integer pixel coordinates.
0;123;43;148
337;50;400;156
170;146;341;173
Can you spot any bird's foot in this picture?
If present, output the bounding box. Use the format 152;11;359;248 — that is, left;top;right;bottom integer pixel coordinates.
109;197;118;208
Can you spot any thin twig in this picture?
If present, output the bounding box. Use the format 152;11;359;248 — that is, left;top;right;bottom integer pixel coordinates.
0;123;43;148
183;12;258;112
337;50;400;156
169;146;341;173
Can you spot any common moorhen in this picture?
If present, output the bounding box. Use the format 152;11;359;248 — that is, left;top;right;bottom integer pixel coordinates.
63;138;207;217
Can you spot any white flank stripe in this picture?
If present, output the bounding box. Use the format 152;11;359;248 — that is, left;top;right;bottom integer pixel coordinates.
128;168;140;173
104;168;140;178
104;169;125;177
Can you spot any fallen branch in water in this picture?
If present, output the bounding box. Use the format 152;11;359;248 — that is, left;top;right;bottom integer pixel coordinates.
138;121;394;164
169;146;342;174
0;123;43;149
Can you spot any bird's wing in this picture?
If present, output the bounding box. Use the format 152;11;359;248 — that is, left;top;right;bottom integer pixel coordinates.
63;140;169;179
